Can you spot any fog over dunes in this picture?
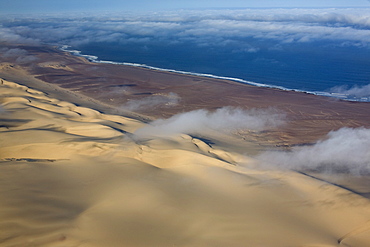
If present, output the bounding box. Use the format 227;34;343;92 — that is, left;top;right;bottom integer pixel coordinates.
134;107;370;175
134;107;285;138
258;127;370;175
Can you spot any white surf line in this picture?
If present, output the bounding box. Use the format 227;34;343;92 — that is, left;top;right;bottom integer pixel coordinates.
59;45;368;102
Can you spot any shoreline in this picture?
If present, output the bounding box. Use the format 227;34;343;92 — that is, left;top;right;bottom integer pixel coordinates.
1;42;370;147
60;45;370;103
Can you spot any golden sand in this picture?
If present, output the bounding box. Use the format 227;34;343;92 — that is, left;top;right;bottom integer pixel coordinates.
1;77;370;247
1;43;370;246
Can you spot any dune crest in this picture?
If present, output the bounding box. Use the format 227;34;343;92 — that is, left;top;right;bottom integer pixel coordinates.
1;78;370;247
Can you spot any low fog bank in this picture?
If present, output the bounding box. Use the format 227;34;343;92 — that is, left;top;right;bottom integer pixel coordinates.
2;8;370;47
123;92;180;111
134;107;285;138
330;84;370;99
0;47;38;64
257;127;370;175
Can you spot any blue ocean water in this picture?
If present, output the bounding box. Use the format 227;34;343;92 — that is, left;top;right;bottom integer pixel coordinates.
69;40;370;101
2;6;370;101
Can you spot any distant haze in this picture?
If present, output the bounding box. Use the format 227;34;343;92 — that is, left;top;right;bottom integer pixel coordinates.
1;0;370;14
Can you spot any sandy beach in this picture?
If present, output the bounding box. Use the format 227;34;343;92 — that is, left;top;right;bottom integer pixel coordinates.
1;43;370;246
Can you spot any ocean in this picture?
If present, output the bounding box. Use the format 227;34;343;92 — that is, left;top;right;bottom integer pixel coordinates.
63;40;370;101
14;8;361;102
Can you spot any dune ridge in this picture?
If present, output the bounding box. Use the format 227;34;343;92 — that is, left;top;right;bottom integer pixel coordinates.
1;77;370;246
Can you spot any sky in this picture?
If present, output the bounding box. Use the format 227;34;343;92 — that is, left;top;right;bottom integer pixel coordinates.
1;0;370;14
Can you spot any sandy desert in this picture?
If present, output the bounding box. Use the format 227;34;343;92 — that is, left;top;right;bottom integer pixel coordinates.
1;44;370;246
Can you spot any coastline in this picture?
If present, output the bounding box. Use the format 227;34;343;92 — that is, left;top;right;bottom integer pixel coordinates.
1;42;370;246
2;43;370;146
60;45;370;102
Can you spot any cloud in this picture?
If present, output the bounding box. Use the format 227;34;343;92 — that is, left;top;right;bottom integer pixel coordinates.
257;127;370;175
1;8;370;49
15;55;38;64
329;84;370;99
1;48;28;57
134;107;285;138
123;92;180;112
1;47;38;64
0;26;40;45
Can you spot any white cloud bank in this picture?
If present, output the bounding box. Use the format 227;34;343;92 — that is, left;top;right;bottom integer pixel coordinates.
134;107;285;138
1;8;370;47
0;47;38;64
257;127;370;175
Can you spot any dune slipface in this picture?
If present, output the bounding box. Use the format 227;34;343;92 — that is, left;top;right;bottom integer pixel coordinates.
1;78;370;247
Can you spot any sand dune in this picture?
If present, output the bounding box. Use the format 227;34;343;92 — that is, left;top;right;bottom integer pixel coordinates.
1;78;370;247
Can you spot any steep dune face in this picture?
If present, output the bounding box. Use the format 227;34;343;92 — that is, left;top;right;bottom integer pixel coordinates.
1;79;370;247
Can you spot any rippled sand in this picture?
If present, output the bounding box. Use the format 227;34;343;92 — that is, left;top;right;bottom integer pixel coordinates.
1;77;370;247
